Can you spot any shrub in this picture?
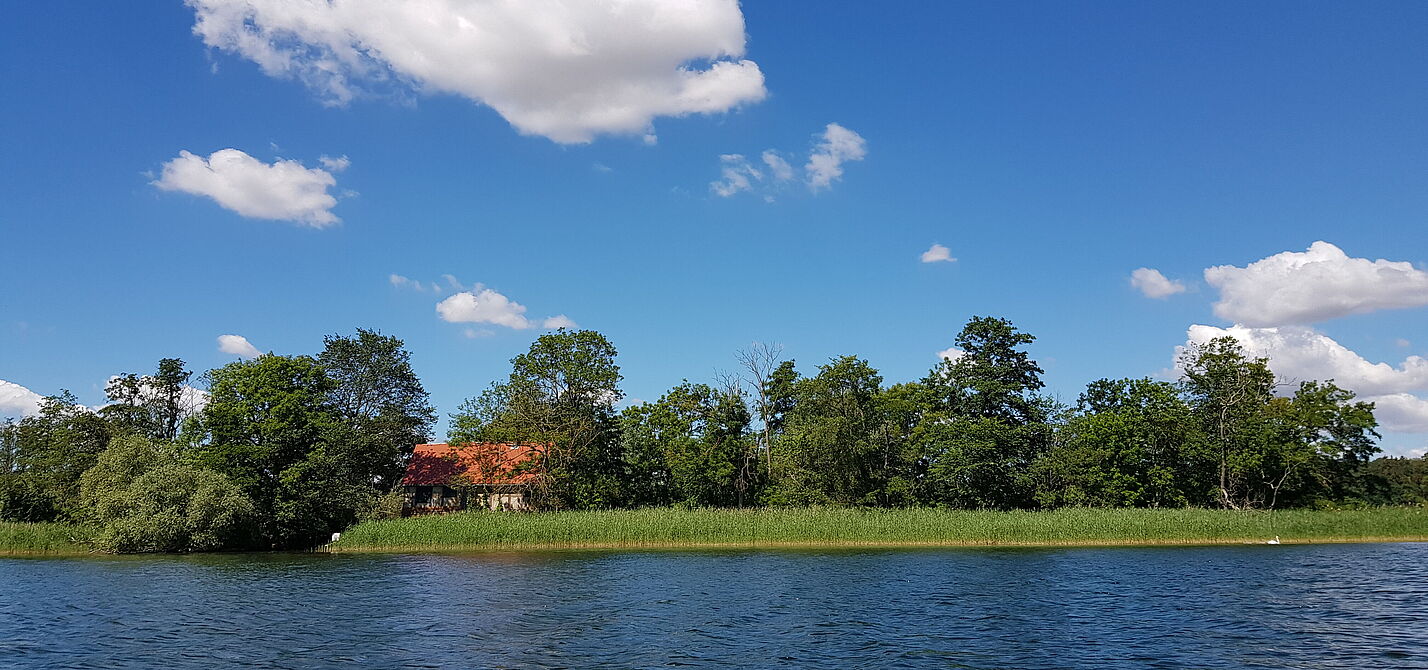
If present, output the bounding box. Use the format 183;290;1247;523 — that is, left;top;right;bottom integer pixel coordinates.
81;435;254;552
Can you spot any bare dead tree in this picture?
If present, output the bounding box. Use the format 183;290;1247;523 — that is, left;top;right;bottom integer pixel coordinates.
713;369;758;508
736;342;784;478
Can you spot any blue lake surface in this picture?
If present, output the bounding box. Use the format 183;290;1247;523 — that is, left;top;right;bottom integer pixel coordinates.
2;543;1426;669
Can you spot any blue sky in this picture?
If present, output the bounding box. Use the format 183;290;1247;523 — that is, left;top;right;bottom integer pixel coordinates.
2;2;1426;455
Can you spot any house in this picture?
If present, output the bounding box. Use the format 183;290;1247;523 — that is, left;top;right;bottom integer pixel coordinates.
401;442;540;514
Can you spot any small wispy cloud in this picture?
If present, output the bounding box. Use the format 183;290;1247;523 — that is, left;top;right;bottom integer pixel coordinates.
805;123;868;191
390;274;438;292
217;334;262;358
432;283;575;332
920;244;956;264
710;122;868;200
1130;267;1187;299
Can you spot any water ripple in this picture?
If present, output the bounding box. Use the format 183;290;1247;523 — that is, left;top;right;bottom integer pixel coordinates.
2;544;1426;668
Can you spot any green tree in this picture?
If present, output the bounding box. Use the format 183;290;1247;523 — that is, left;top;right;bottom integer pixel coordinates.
620;382;753;508
100;358;196;441
451;329;624;508
0;419;53;521
1035;378;1204;508
768;356;889;506
318;329;436;489
1365;456;1428;506
0;392;111;521
916;317;1050;509
79;435;253;553
924;316;1047;424
191;355;341;545
273;446;374;547
917;418;1046;509
765;361;800;435
1179;337;1279;509
1260;381;1379;508
876;382;930;506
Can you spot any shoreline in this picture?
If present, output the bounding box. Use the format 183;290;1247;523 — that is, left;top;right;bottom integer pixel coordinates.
7;508;1425;557
325;535;1428;554
328;507;1428;554
5;535;1428;558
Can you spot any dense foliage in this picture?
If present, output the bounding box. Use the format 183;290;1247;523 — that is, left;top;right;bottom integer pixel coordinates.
0;329;434;551
2;318;1424;553
448;320;1421;512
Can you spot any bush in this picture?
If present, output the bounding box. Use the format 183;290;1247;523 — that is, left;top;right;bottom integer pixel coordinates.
81;436;254;553
359;490;407;522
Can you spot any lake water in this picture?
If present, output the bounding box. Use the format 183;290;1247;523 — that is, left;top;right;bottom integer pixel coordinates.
2;543;1426;669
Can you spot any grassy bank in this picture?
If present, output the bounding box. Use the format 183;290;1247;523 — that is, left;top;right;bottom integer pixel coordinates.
0;522;94;556
328;507;1428;552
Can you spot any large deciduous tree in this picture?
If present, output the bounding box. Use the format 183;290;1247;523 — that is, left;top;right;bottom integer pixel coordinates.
620;382;753;508
318;329;436;489
191;354;347;546
100;358;198;442
917;317;1050;509
1179;337;1278;509
1035;378;1204;508
0;392;111;521
450;329;624;509
769;356;890;506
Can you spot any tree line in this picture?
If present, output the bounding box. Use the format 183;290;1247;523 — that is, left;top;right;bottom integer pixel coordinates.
453;318;1425;512
0;329;434;551
2;317;1425;552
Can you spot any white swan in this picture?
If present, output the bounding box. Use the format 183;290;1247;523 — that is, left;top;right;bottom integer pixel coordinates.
1266;536;1280;545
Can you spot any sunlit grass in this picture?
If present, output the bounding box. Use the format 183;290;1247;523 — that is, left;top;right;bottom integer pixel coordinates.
0;522;94;555
329;507;1428;552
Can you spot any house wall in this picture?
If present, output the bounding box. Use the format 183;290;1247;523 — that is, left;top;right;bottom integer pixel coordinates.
403;485;462;512
485;492;528;511
402;486;528;513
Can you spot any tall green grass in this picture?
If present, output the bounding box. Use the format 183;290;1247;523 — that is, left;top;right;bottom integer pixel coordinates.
329;507;1428;552
0;522;94;556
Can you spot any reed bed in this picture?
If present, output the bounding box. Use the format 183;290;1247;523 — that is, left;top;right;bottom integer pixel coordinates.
329;507;1428;552
0;522;94;556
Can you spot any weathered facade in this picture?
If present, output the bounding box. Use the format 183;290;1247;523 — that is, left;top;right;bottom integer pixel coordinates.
401;442;539;514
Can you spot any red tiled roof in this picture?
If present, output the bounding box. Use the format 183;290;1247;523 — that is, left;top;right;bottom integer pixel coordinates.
401;443;541;487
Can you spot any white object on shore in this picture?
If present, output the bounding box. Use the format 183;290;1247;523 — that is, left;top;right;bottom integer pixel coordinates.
1266;536;1280;545
330;532;341;543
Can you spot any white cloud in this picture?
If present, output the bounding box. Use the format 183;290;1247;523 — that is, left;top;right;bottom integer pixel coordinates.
153;149;342;227
937;347;966;362
543;315;578;329
0;380;44;418
711;123;868;199
1396;338;1412;348
389;274;434;292
921;244;956;264
1130;267;1186;299
463;328;495;339
761;150;793;181
710;154;761;197
186;0;766;144
1370;394;1428;434
805;123;867;190
437;288;534;329
318;154;350;172
217;334;262;358
1204;241;1428;326
1184;324;1428;397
